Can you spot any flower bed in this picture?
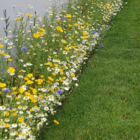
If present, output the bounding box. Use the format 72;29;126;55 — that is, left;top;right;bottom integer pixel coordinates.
0;0;123;139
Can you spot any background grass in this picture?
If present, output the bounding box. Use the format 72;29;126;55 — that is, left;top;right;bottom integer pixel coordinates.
39;0;140;139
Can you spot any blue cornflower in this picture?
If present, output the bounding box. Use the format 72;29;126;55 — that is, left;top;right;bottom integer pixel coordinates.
57;90;63;95
97;33;101;36
4;88;10;93
118;3;122;6
10;107;13;110
21;46;27;51
92;31;96;34
98;27;100;30
55;49;58;52
99;44;104;48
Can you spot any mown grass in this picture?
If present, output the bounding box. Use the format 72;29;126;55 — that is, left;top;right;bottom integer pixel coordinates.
39;0;140;140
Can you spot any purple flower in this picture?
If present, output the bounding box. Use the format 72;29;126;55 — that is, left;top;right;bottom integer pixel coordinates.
55;49;58;52
4;88;10;93
99;44;104;48
10;107;13;110
97;33;101;36
92;31;96;34
21;46;27;51
98;27;100;30
118;3;122;6
57;90;63;95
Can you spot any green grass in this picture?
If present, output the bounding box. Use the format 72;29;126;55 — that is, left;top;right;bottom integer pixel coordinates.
39;0;140;140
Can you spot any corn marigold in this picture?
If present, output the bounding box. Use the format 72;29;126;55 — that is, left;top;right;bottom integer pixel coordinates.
7;67;15;75
54;120;59;124
26;14;32;17
0;82;6;88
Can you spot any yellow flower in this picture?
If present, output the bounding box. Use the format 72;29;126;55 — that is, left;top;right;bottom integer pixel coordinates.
7;58;12;61
0;82;6;88
48;76;54;82
15;131;18;135
71;73;75;77
14;18;18;22
18;17;22;20
54;120;59;124
66;14;72;18
65;47;69;50
3;111;10;116
40;75;44;78
33;32;40;38
32;98;37;103
61;40;67;44
30;109;33;112
74;23;78;26
83;36;89;40
5;123;9;128
26;80;34;85
19;87;25;94
32;88;37;94
24;77;29;81
39;28;45;32
15;97;19;100
35;79;44;85
18;117;24;122
56;26;63;32
52;72;56;76
54;64;58;67
27;73;33;78
26;14;32;17
12;87;16;90
44;62;53;67
39;31;45;36
12;112;17;116
68;24;72;27
83;31;87;35
39;94;43;98
50;88;54;92
7;67;15;75
61;10;65;13
0;44;4;48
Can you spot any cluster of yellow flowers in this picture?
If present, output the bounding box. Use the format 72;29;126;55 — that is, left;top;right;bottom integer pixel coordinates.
0;0;123;139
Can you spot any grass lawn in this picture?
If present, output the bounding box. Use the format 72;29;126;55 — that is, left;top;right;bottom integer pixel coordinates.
39;0;140;139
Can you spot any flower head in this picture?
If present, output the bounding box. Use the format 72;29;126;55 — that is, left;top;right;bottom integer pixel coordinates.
0;44;4;48
66;14;72;18
21;46;27;51
99;44;104;48
4;88;10;93
26;14;32;17
54;120;59;124
33;33;41;38
0;82;6;88
57;90;63;95
10;107;13;110
92;31;96;34
7;67;15;75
